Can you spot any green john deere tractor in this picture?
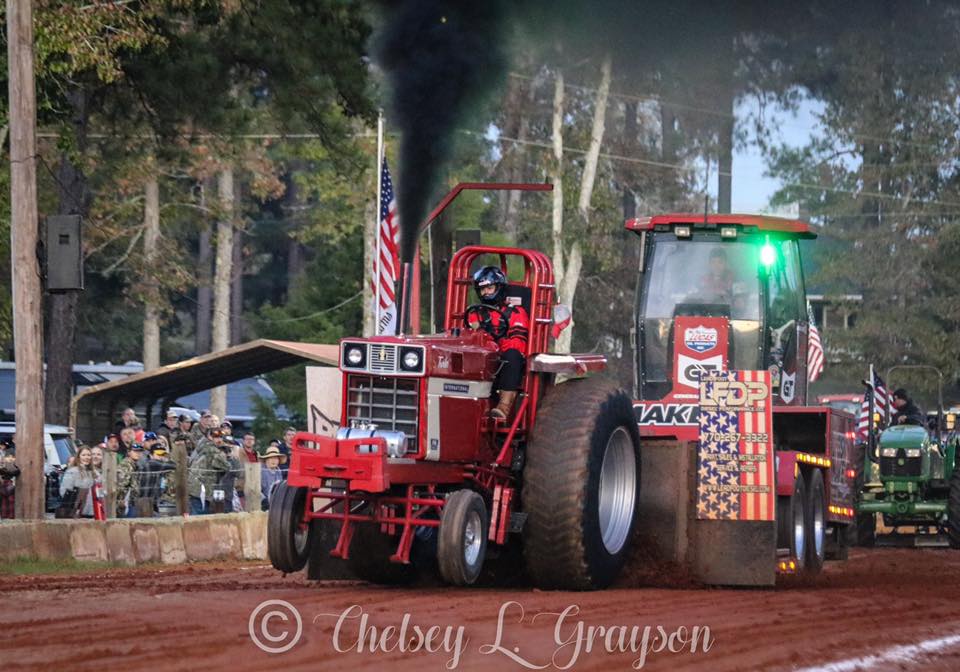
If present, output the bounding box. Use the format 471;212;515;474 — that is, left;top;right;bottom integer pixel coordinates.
856;367;960;548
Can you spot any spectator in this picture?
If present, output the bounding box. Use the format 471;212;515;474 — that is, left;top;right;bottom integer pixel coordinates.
217;438;243;513
138;442;177;517
157;409;179;444
118;427;136;459
173;415;196;456
259;445;286;511
187;429;233;515
220;420;233;438
104;433;120;459
240;432;260;463
115;407;141;434
277;427;296;473
59;445;98;519
142;431;160;453
91;445;105;471
190;410;214;446
0;451;20;519
116;443;146;517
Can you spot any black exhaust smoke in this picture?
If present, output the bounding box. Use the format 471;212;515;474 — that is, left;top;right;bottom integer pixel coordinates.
375;1;506;269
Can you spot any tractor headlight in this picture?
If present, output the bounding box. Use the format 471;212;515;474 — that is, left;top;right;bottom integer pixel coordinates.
905;448;921;458
342;343;366;369
399;346;424;373
881;447;897;458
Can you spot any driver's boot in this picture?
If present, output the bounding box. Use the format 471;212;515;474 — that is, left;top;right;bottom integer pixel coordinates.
490;390;518;421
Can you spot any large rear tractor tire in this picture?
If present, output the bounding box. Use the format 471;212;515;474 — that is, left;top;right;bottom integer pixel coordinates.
522;377;641;590
268;483;313;573
947;468;960;549
437;490;488;586
777;472;807;572
804;469;826;574
346;509;418;585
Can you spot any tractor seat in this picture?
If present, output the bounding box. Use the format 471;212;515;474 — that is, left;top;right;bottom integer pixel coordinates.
502;283;532;315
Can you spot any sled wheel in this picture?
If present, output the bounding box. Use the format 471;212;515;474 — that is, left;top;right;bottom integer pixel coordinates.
804;469;826;574
777;471;807;571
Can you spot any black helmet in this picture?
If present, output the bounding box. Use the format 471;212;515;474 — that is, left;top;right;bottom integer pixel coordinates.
473;266;507;305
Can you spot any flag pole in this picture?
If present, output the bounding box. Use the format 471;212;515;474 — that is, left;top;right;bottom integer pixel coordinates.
375;110;384;332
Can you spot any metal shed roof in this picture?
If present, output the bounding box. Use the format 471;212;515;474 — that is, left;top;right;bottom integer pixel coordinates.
71;339;339;440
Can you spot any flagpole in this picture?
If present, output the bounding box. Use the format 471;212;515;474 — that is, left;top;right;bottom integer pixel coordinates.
375;110;384;332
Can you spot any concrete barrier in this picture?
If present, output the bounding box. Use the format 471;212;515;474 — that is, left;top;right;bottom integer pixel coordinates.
0;512;268;566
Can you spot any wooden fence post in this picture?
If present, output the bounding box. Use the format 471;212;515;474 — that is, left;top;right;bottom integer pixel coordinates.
244;460;261;513
172;441;188;515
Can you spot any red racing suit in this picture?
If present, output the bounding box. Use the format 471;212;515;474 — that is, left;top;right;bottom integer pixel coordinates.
467;304;529;353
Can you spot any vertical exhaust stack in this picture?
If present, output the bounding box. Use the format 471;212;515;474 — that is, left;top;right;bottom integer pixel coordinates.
375;1;506;288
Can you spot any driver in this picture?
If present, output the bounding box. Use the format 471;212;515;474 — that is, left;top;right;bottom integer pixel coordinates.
698;248;735;303
466;266;529;420
892;388;924;426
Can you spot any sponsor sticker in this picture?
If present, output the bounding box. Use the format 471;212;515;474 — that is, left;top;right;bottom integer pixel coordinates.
684;326;718;353
677;354;724;389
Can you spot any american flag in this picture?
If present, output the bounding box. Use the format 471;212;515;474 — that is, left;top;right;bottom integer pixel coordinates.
857;367;892;440
374;158;400;335
807;301;825;382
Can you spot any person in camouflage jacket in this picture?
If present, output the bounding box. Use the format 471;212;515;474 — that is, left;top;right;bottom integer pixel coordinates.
187;430;232;515
116;444;145;517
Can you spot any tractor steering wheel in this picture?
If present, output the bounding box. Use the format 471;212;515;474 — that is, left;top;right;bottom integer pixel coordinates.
464;304;508;338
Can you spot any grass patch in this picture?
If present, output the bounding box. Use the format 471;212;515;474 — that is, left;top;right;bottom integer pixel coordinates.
0;556;116;575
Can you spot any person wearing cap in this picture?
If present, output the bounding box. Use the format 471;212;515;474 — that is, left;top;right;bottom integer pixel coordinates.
187;428;233;515
143;431;160;452
892;389;924;426
190;411;212;446
116;443;146;517
220;420;233;438
140;440;177;515
157;409;179;445
172;415;196;457
259;444;287;511
215;438;243;513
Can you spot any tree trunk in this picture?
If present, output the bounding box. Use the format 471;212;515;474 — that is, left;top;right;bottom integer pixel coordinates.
550;68;566;294
209;167;234;420
556;55;611;355
45;87;90;426
195;178;213;355
287;239;305;294
500;67;536;243
621;99;639;222
230;225;243;345
9;0;45;518
142;176;161;370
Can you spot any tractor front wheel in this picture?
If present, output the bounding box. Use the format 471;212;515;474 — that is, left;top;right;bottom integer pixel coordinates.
947;467;960;549
267;483;313;573
437;490;488;586
777;472;807;572
522;377;641;590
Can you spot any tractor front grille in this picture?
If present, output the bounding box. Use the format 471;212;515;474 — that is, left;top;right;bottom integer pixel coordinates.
369;344;398;373
880;454;922;477
346;374;419;453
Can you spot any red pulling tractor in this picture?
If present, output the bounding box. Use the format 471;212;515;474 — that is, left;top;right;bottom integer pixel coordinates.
268;212;857;589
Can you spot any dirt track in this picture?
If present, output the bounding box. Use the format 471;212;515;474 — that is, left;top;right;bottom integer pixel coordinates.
3;548;960;671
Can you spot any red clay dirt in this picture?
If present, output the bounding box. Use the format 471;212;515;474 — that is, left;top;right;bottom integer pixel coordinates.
3;548;960;671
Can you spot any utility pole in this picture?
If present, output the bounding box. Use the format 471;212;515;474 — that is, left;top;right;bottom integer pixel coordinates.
8;0;45;519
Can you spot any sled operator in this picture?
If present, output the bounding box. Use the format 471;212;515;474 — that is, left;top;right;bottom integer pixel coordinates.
466;265;529;420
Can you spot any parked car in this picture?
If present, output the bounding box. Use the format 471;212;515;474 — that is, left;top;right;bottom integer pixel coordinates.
0;423;78;513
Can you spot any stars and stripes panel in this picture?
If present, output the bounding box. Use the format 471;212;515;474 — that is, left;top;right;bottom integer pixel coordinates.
697;370;775;521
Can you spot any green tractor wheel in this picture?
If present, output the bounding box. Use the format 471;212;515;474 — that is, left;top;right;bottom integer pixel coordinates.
947;468;960;549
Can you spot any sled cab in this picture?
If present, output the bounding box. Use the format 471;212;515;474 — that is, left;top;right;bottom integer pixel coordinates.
628;214;816;409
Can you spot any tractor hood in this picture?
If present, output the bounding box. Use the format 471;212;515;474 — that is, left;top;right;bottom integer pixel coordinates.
879;425;930;450
338;331;499;381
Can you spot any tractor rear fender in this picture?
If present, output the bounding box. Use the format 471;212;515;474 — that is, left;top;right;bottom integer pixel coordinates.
529;353;607;376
